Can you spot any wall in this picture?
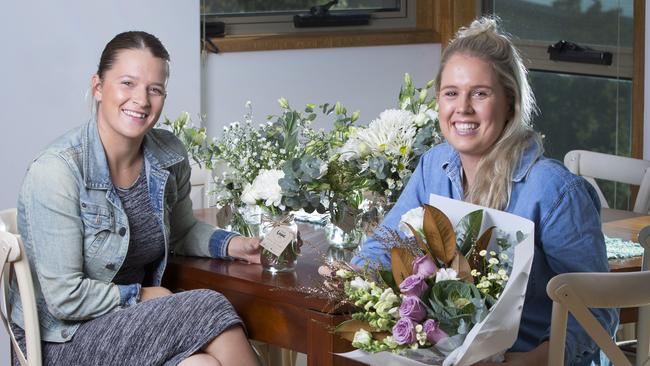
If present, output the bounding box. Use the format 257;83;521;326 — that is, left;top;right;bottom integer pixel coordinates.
0;0;200;362
0;0;201;210
204;44;441;133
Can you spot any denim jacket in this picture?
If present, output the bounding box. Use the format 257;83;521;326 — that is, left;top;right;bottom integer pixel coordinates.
353;141;619;366
10;120;238;343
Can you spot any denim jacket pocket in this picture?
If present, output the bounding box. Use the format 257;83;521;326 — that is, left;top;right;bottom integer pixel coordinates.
80;201;114;257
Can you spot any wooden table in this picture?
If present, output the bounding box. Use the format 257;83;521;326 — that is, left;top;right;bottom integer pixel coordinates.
602;209;650;324
163;209;362;366
162;207;650;364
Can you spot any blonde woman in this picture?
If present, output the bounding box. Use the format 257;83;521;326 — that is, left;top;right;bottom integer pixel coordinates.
354;17;617;366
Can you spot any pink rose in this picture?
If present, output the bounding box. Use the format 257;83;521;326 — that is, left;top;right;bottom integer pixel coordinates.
412;255;437;278
423;319;448;344
399;296;427;322
398;274;428;297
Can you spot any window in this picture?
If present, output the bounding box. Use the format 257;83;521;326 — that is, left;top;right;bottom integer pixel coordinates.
202;0;415;36
484;0;639;210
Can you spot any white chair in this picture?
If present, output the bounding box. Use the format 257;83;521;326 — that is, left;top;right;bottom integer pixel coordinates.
190;165;213;209
564;150;650;214
0;211;42;366
547;225;650;366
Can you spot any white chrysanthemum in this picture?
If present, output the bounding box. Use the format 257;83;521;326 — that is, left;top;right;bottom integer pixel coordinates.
355;109;417;157
399;206;424;236
242;169;285;208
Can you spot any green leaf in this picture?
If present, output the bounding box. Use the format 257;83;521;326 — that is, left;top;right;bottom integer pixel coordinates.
378;269;398;293
456;209;483;255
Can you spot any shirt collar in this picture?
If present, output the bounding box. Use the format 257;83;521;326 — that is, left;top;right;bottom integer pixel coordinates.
82;120;183;189
440;138;543;183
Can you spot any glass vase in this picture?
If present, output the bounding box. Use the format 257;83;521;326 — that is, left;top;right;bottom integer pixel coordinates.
218;204;261;237
260;212;300;273
327;202;364;250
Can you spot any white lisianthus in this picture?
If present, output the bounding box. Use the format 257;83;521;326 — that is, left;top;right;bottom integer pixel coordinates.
435;268;459;283
378;288;399;305
399;206;424;236
350;276;371;291
354;109;417;157
352;329;372;347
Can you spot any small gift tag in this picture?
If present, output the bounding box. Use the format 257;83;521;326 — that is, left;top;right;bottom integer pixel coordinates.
215;205;234;228
260;226;295;257
336;206;360;234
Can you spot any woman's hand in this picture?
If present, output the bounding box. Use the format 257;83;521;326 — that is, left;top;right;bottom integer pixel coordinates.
139;286;173;302
473;342;548;366
227;236;262;264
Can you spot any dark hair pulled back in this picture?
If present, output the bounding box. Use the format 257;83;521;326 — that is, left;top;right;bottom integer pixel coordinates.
97;31;170;80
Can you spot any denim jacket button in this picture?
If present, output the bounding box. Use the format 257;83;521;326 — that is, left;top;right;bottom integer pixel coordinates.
106;263;115;270
61;329;69;338
118;227;126;236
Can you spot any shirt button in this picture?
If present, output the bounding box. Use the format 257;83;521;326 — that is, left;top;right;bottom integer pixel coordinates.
81;203;86;208
106;263;115;270
119;227;126;236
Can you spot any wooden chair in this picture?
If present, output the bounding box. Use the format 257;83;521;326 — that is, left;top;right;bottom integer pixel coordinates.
0;208;42;366
547;225;650;366
564;150;650;214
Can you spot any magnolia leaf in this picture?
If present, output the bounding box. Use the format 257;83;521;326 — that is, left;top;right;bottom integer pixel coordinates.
475;226;495;255
423;204;456;266
451;251;473;283
468;226;495;272
391;247;415;286
456;209;483;255
335;319;375;342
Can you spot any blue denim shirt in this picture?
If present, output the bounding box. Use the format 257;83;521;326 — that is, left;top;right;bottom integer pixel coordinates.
10;120;238;343
353;142;619;366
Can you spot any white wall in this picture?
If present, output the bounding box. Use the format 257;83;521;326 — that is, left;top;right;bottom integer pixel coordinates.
0;0;201;210
0;0;201;362
204;44;441;133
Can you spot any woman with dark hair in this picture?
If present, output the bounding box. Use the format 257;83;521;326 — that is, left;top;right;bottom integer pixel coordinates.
10;31;260;366
353;18;618;365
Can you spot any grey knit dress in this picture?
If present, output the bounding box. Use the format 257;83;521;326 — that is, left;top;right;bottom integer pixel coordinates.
12;169;243;365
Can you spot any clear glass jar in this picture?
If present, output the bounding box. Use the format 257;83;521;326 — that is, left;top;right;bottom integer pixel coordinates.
260;212;300;273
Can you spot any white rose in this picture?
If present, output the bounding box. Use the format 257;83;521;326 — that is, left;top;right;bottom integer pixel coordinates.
240;183;257;205
352;329;372;346
338;138;362;161
399;206;424;236
435;268;458;283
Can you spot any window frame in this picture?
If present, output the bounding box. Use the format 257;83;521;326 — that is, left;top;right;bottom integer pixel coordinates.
202;0;478;53
204;0;415;36
481;0;643;161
